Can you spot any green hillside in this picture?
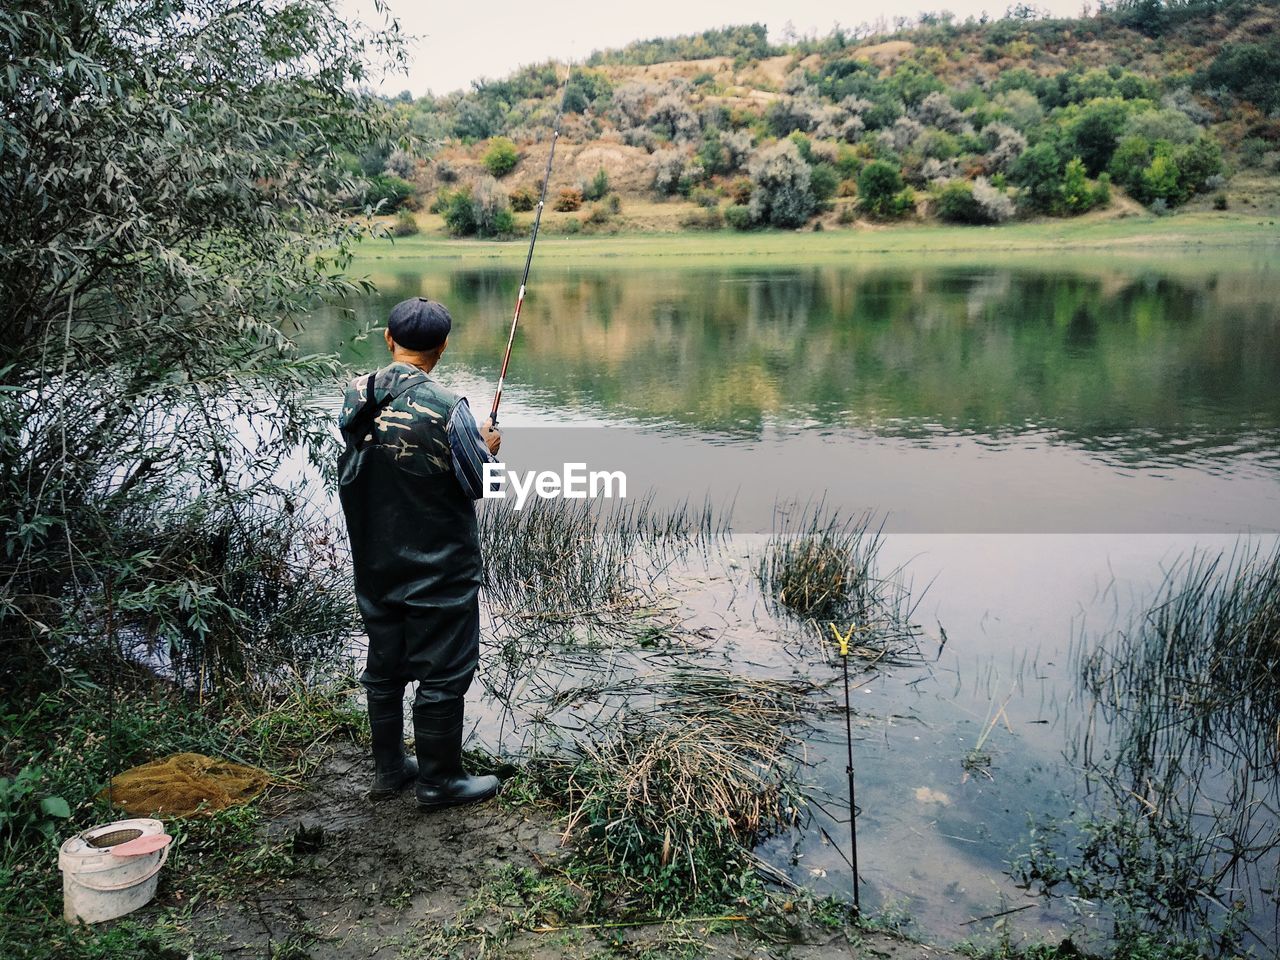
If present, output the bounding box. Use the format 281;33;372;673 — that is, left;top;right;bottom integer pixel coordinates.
364;1;1280;236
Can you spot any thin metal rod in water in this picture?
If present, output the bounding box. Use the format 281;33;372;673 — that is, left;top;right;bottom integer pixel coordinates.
490;65;572;426
842;652;861;914
831;622;861;915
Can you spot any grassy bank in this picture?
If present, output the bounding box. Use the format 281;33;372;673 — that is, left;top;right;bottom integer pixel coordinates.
352;208;1279;273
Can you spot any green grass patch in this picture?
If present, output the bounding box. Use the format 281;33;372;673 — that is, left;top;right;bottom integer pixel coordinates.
0;674;363;960
349;210;1280;273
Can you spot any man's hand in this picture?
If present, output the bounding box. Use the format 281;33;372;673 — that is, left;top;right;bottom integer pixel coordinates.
480;418;501;456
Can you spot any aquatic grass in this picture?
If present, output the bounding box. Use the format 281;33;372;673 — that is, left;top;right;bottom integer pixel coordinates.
92;495;356;698
756;503;929;665
475;495;731;750
479;493;727;627
1020;541;1280;952
756;505;884;623
1082;543;1280;773
525;670;814;915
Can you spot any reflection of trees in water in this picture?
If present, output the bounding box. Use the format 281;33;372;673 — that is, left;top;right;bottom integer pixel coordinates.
311;265;1280;470
1036;545;1280;953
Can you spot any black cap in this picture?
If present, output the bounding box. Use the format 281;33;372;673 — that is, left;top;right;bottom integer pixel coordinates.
388;298;452;351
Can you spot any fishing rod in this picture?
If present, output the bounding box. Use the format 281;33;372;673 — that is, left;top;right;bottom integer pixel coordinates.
489;63;573;426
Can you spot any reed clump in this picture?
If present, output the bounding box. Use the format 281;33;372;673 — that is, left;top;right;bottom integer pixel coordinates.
756;506;882;622
528;671;813;915
1022;542;1280;952
1082;542;1280;779
756;504;927;664
479;494;726;630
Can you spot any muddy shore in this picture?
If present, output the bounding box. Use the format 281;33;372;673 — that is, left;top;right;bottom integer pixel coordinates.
185;745;963;960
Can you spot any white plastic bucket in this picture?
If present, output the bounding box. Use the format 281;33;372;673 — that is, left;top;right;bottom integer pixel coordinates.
58;818;173;924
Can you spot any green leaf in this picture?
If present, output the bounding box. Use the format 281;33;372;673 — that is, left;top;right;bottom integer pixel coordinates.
40;796;71;819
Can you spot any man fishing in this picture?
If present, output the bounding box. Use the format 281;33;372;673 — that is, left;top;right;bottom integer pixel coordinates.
337;297;502;810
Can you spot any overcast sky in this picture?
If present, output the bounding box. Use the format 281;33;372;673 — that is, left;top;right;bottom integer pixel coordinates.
344;0;1088;97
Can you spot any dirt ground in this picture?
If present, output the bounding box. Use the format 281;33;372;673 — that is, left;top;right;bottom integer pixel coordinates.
184;745;962;960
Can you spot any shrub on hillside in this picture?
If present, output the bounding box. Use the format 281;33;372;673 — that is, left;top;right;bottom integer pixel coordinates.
482;137;519;178
918;128;962;161
1108;134;1222;207
1062;98;1131;176
554;188;583;212
809;162;840;206
441;188;476;236
610;81;657;129
991;90;1043;132
391;209;420;236
696;128;731;177
434;158;458;183
680;207;723;230
881;117;924;154
1059;158;1109;214
509;185;538;211
857;160;913;219
1126;108;1200;146
787;131;814;163
981;123;1027;173
385;148;417;180
972;178;1015;222
584;167;610;201
1176;137;1225;196
650;93;701;142
442;179;515;238
454;98;504;141
721;129;755;172
562;68;612;114
725;204;754;230
690;186;720;209
472;177;515;236
747;140;814;228
584;202;613;226
1239;138;1270;169
1195;41;1280;114
933;180;984;223
915;91;968;134
623;127;658;152
361;173;415;213
1011;142;1063;214
651;149;686;195
1160;87;1214;126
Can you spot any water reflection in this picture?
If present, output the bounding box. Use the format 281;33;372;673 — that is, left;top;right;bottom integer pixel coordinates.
301;261;1280;475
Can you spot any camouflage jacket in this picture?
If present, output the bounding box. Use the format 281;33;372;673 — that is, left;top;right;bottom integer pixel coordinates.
338;361;483;481
337;362;488;598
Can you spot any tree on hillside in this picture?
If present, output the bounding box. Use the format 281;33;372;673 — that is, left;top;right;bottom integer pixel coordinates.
1196;41;1280;114
1061;98;1131;176
586;24;773;66
483;137;520;177
858;160;913;219
1012;142;1064;213
747;140;814;228
0;0;401;683
650;92;701;143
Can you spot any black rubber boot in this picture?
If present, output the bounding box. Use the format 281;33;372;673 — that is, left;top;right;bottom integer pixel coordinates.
368;696;418;800
412;701;499;811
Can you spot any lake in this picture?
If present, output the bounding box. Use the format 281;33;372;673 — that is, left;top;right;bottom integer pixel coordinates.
304;245;1280;952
